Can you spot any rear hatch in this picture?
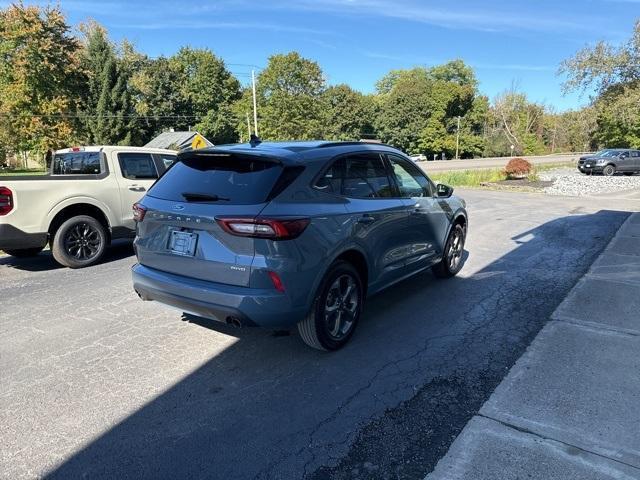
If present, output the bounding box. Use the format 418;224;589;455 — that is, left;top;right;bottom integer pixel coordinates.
134;150;291;287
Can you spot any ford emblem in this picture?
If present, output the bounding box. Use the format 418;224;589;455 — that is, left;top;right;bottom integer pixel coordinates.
172;204;185;211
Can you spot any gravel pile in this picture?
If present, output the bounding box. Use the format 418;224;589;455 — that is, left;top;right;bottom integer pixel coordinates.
539;168;640;196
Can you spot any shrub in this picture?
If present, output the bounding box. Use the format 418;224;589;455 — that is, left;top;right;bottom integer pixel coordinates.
504;157;532;178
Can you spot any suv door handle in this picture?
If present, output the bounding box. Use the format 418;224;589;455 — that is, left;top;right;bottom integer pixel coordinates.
357;214;376;224
129;185;146;192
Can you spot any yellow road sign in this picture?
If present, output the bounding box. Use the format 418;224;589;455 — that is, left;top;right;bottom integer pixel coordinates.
191;134;207;149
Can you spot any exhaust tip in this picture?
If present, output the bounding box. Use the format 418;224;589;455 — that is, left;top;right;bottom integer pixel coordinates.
226;316;243;328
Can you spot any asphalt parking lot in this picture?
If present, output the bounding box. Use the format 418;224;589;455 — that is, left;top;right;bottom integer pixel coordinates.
0;189;636;479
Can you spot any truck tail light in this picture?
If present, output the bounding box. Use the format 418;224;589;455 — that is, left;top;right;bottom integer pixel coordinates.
0;187;13;216
215;217;310;240
133;203;147;222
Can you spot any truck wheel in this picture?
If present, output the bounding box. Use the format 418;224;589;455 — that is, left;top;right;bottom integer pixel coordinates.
602;165;615;176
51;215;107;268
297;260;363;351
432;223;466;278
4;247;44;258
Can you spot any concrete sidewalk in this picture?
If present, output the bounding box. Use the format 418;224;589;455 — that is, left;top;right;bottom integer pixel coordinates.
427;213;640;480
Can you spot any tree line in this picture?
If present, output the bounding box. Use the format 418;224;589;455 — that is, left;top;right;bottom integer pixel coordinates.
1;3;638;164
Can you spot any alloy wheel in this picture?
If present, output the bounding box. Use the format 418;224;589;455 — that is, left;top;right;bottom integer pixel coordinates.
447;227;464;270
324;274;359;340
64;222;102;261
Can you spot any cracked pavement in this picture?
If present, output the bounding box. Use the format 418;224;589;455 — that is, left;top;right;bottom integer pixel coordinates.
0;190;636;479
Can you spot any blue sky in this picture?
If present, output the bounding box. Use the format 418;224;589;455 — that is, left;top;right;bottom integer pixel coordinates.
13;1;640;110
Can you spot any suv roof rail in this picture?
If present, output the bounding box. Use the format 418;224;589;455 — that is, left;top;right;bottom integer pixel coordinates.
317;140;400;150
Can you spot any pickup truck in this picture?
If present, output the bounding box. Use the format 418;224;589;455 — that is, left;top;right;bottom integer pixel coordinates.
0;146;177;268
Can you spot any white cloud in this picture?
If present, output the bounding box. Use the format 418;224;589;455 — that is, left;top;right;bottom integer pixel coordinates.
282;0;583;32
114;21;334;36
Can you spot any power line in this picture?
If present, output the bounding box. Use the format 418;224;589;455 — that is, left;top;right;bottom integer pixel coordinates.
0;113;205;119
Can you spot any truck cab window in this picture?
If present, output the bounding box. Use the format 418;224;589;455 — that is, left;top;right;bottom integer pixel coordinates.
53;152;102;175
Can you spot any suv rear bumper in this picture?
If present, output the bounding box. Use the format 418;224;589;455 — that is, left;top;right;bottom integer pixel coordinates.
0;224;48;250
132;263;307;329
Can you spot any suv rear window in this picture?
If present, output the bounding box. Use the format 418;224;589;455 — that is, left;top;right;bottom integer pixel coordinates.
148;153;284;205
53;152;102;175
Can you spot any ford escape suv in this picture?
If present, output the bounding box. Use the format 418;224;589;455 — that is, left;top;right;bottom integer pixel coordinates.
132;141;467;351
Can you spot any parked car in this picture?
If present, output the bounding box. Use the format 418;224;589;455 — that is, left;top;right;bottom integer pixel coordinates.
132;141;467;351
0;146;177;267
410;154;427;162
577;149;640;176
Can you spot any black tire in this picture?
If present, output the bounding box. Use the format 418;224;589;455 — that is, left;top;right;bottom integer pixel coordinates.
432;223;466;278
51;215;107;268
602;165;615;176
297;260;363;351
4;247;44;258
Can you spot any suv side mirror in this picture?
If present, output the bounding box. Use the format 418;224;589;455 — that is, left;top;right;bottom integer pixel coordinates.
436;183;454;198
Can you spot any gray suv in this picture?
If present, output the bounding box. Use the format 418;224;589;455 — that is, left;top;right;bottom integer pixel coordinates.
131;141;467;350
578;149;640;176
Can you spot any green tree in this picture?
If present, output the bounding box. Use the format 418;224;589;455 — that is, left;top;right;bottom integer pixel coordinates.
79;22;138;145
484;88;546;156
560;20;640;95
321;84;375;140
130;56;187;137
561;20;640;148
374;60;483;157
0;3;81;161
132;47;240;144
237;52;326;140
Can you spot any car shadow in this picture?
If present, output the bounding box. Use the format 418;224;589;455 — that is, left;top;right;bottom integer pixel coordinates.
0;240;135;272
42;210;628;480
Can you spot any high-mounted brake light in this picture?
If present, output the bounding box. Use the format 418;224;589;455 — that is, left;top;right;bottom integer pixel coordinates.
132;203;147;222
0;187;13;216
216;217;310;240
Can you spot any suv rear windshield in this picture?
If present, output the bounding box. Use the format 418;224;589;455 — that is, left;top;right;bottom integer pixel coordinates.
148;153;284;205
53;152;102;175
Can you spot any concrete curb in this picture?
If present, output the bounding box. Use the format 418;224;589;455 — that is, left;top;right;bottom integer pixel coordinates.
427;212;640;479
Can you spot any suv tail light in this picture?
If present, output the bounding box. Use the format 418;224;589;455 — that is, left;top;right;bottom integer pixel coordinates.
0;187;13;216
268;271;286;293
216;217;310;240
133;203;147;222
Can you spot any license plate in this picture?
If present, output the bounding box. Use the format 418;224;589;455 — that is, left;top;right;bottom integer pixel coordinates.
586;164;592;168
168;230;198;256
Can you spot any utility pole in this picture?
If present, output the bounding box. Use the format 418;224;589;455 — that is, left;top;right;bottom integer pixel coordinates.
246;112;252;141
251;70;258;136
455;116;461;160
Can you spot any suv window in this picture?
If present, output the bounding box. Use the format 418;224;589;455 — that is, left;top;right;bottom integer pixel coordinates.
148;153;284;205
53;152;102;175
631;151;640;158
315;154;393;198
387;154;432;197
118;153;158;179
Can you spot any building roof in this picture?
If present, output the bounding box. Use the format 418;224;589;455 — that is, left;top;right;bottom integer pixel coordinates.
144;131;213;150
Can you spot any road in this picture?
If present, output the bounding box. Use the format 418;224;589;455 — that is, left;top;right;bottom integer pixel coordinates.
0;190;635;479
419;153;581;172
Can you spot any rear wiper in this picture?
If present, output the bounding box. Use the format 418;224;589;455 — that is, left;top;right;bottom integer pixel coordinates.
181;192;230;202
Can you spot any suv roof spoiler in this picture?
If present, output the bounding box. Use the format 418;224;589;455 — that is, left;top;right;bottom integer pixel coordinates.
177;148;286;166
